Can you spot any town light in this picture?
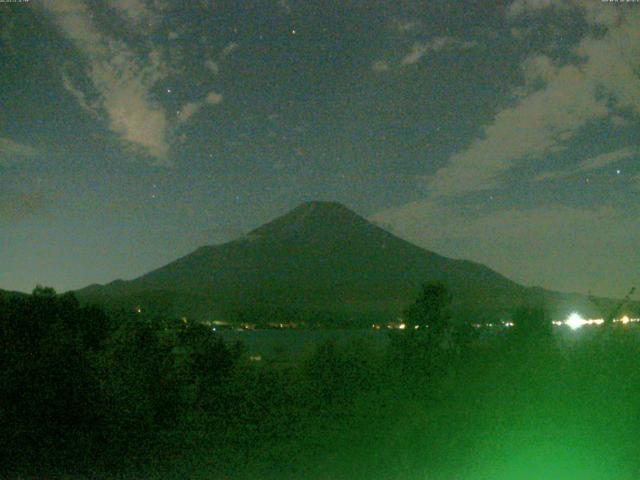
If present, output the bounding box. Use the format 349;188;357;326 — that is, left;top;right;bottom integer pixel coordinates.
565;312;586;330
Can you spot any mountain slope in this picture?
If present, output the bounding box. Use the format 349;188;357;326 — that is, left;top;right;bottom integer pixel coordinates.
74;201;621;323
0;289;28;300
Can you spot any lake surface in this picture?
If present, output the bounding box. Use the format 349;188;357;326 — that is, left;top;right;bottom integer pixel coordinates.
220;328;389;360
220;324;640;360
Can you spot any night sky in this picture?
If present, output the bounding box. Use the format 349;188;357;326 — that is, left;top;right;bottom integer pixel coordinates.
1;0;638;297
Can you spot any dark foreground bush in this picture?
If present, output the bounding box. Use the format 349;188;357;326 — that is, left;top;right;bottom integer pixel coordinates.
3;290;640;479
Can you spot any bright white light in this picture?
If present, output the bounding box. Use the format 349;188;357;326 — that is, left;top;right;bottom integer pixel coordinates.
566;312;586;330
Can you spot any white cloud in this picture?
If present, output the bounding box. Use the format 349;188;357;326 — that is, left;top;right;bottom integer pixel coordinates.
576;15;640;116
578;147;640;173
372;37;476;72
533;170;565;182
177;102;202;123
90;48;169;160
109;0;153;24
402;38;445;65
0;137;37;166
61;71;99;117
393;19;420;33
41;0;171;164
221;42;239;58
536;146;640;181
522;54;558;84
507;0;570;18
206;91;223;105
401;37;475;66
175;92;222;125
509;0;623;27
372;60;390;72
430;64;608;196
429;7;640;197
204;59;219;74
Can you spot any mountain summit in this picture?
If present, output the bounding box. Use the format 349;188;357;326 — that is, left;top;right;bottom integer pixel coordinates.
75;201;592;323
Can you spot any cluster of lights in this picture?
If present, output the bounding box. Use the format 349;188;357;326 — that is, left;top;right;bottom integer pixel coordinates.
372;314;640;332
615;315;638;325
374;323;421;330
553;312;604;330
554;312;639;330
472;321;514;329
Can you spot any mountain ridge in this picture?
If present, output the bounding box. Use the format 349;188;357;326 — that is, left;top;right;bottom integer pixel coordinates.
74;201;632;323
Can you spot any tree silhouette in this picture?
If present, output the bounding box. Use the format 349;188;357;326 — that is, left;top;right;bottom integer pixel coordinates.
403;281;452;333
589;286;636;325
510;304;552;341
389;282;456;379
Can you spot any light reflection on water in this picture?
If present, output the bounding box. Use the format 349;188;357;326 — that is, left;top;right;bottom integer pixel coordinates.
220;324;640;360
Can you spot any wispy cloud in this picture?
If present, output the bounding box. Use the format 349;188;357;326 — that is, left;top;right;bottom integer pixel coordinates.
203;40;239;78
221;42;239;58
206;91;223;105
0;137;37;166
428;7;640;197
108;0;153;25
204;59;220;74
401;37;476;66
431;64;607;196
536;147;640;181
61;71;99;118
372;60;390;72
175;90;223;125
177;102;202;123
507;0;572;18
578;147;639;173
176;91;223;124
392;18;421;33
40;0;171;164
508;0;622;27
372;36;476;73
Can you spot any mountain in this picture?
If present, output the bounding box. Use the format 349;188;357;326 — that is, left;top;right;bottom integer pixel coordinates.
74;201;629;324
0;289;27;300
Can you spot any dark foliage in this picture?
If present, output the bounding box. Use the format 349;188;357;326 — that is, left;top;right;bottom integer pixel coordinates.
510;304;552;340
3;287;640;479
403;281;453;332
